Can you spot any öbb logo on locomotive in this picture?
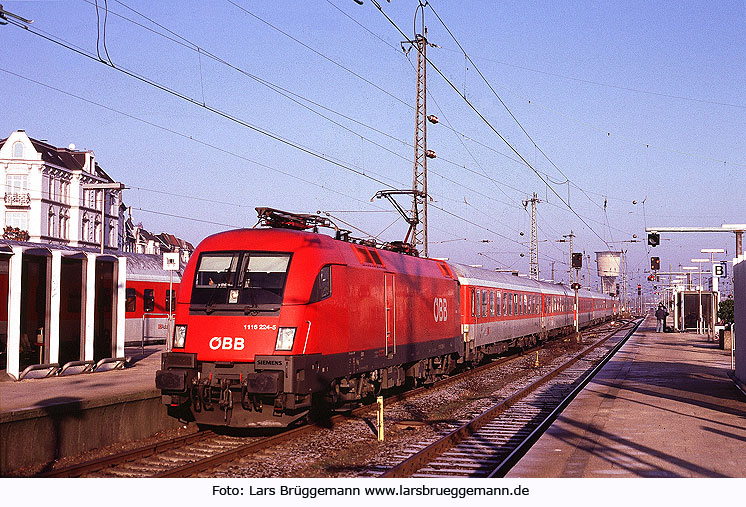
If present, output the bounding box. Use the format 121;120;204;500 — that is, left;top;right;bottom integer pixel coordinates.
155;208;617;429
209;336;245;350
433;297;448;322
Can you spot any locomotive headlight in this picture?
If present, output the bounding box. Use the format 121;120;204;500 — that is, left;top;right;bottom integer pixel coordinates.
173;325;187;348
275;327;297;351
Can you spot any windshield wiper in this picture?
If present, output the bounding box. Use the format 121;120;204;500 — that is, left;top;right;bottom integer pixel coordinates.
243;304;280;314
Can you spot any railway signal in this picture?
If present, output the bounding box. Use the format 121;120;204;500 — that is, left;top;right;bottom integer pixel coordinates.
651;256;660;271
571;252;583;269
648;233;660;247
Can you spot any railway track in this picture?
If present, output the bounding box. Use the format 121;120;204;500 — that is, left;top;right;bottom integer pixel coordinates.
377;318;642;478
39;320;633;477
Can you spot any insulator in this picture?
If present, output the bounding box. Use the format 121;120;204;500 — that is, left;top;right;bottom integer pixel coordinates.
427;115;439;124
425;149;436;159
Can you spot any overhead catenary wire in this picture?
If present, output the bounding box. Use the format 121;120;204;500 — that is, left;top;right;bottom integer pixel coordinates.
83;0;525;213
370;1;612;249
0;67;479;246
4;8;616;268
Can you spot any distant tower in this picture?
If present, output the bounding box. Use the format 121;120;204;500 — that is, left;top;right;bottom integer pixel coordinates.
523;192;541;280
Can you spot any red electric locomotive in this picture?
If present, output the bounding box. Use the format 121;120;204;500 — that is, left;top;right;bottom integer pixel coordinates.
156;208;617;428
156;209;462;427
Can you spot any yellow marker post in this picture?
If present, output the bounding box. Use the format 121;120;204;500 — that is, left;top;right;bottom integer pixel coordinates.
534;351;540;368
377;396;384;442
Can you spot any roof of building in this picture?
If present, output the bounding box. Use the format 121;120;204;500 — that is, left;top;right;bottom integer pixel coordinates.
0;132;113;182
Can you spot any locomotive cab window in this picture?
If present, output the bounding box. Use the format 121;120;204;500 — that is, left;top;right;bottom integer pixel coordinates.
309;264;332;303
191;251;292;309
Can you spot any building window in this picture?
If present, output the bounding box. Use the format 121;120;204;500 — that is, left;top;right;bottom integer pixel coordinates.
59;213;67;239
109;221;116;248
82;216;89;242
12;141;24;158
5;210;28;231
94;219;101;243
6;174;28;194
48;209;56;237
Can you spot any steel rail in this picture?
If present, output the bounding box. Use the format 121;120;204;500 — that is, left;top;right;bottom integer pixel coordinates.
154;351;533;477
39;430;216;477
380;318;640;478
35;321;614;478
488;317;642;477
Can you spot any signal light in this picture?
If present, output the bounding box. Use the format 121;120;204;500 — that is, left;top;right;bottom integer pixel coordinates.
571;282;581;290
651;256;660;271
571;252;583;269
648;233;660;247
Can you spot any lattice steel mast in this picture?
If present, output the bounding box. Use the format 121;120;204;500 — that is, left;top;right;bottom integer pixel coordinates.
523;192;541;280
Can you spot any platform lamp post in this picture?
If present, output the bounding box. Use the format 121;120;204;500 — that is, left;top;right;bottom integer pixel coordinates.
82;182;126;254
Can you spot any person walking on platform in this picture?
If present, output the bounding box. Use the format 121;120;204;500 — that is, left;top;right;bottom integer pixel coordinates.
655;304;668;332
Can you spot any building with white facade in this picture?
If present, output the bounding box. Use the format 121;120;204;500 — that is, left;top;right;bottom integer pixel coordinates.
0;130;124;251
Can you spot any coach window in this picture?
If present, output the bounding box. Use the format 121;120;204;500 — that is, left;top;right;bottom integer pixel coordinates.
514;294;519;315
496;291;501;316
470;288;475;317
144;288;155;312
489;291;495;317
166;290;176;312
502;292;507;315
126;288;136;312
481;289;488;317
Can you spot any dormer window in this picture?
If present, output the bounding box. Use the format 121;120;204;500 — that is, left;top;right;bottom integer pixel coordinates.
12;141;24;158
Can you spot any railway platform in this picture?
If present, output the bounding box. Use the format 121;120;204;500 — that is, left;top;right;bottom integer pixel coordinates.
0;345;180;475
507;315;746;478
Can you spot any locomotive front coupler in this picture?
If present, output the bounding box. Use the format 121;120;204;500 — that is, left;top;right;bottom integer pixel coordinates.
239;381;264;412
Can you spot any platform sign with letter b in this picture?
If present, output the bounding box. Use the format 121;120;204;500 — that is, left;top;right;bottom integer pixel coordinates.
712;262;727;278
163;252;180;271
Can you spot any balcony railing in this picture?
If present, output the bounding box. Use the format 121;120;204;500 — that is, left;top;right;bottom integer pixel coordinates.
4;193;31;206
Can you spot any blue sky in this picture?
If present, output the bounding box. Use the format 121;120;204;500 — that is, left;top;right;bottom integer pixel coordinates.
2;0;744;296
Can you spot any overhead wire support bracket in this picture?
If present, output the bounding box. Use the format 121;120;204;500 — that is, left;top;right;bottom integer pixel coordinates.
372;189;425;247
0;4;33;25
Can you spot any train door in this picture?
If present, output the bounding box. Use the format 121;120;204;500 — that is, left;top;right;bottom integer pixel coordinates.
384;272;396;357
540;294;547;336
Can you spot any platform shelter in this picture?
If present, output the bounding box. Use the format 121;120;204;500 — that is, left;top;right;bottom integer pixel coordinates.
0;240;126;379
